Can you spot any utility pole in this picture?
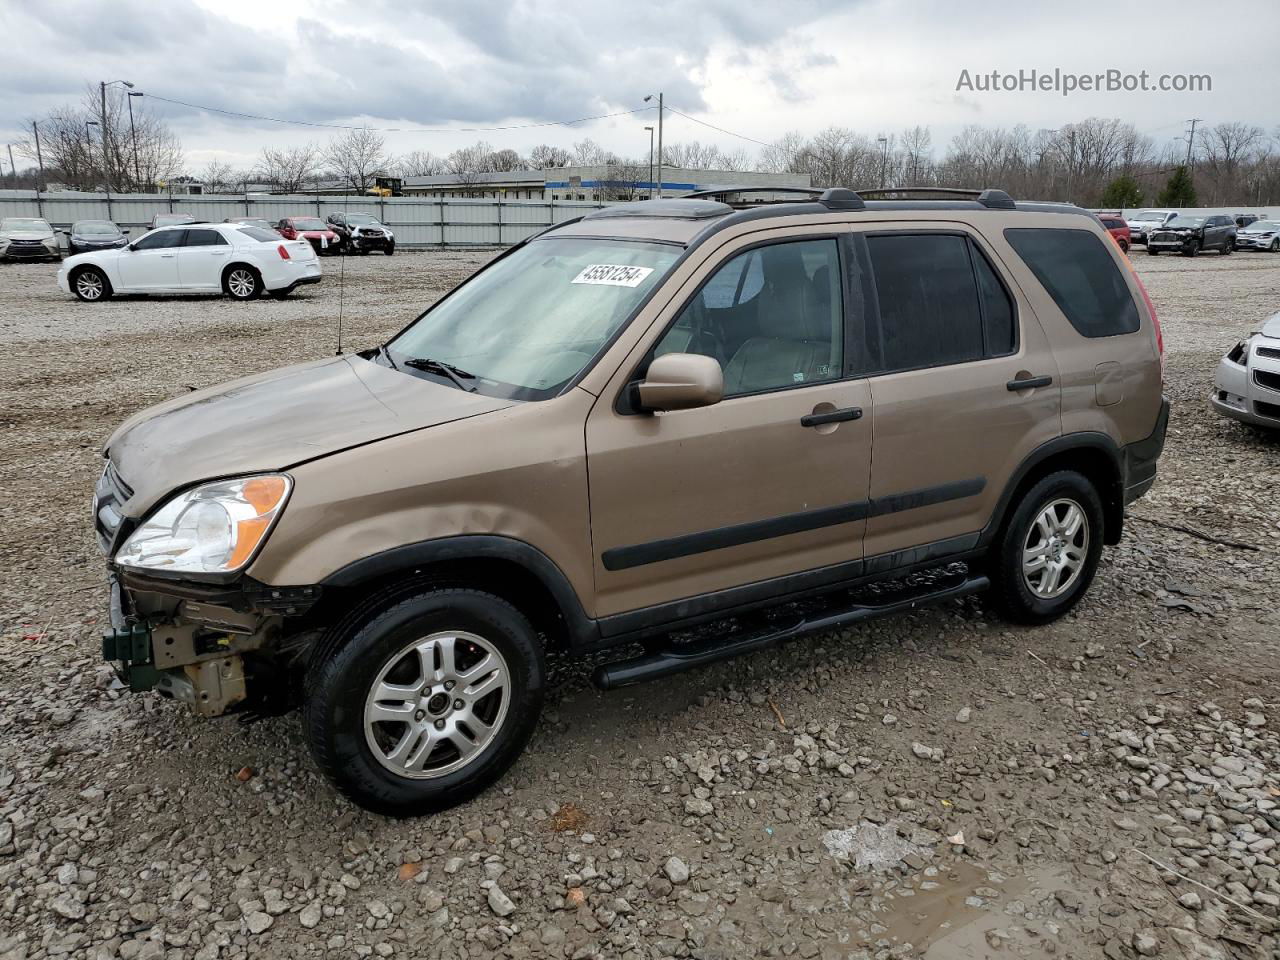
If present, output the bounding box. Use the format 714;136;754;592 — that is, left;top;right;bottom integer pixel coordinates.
645;93;663;198
1183;117;1202;172
100;80;111;191
32;121;45;188
877;137;889;189
6;144;15;183
645;126;654;199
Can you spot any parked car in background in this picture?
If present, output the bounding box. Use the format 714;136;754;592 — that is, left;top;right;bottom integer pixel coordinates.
225;217;279;233
92;188;1168;814
1098;215;1131;252
1234;213;1259;229
148;213;197;231
0;217;61;261
275;217;342;255
1212;311;1280;429
1234;219;1280;252
67;220;129;256
57;223;321;302
1147;214;1236;256
326;212;395;255
1125;209;1176;245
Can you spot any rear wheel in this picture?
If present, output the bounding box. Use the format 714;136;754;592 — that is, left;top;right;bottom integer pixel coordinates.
72;266;111;302
986;470;1104;625
1119;239;1129;253
304;588;545;816
223;265;261;300
1147;247;1159;256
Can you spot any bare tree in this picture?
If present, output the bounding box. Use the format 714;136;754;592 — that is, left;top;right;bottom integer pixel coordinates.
758;131;809;174
254;144;321;193
488;148;524;172
594;161;648;200
528;144;572;168
571;138;616;166
17;86;183;191
323;128;389;192
1198;122;1266;205
900;126;932;184
200;159;242;194
396;150;445;177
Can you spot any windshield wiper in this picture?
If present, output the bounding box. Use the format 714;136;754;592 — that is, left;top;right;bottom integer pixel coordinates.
403;356;478;392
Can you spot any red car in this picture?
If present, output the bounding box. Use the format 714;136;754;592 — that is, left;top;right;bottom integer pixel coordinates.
274;216;342;255
1097;214;1131;253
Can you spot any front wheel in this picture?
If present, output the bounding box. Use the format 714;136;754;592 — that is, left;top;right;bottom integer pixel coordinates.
1221;241;1233;255
986;471;1104;625
72;266;112;302
1183;240;1200;257
223;266;262;300
1147;247;1159;256
384;242;395;257
304;588;545;816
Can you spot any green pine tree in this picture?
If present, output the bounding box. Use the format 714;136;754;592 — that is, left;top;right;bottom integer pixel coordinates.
1157;165;1197;207
1100;174;1143;209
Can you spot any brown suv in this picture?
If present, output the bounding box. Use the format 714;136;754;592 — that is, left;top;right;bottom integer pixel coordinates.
96;186;1169;815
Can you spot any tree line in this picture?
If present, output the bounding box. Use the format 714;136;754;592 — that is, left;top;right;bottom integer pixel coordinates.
7;93;1278;207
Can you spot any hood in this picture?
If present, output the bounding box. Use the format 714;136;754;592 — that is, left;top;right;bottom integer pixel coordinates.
4;229;54;241
106;355;514;513
1261;312;1280;340
1241;226;1275;235
299;229;337;237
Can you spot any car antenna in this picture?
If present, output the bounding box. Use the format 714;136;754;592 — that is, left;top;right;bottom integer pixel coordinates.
335;177;349;355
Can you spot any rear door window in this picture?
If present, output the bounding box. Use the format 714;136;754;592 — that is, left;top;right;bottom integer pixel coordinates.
865;234;985;371
1003;228;1139;338
183;229;228;247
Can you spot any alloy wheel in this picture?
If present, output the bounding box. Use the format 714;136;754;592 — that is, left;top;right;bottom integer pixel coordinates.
227;269;256;298
1021;498;1089;600
363;630;510;779
75;272;104;300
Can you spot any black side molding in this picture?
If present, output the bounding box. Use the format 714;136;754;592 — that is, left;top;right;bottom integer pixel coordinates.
601;477;986;572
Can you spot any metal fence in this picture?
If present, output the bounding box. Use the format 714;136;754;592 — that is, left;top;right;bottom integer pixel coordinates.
0;190;609;248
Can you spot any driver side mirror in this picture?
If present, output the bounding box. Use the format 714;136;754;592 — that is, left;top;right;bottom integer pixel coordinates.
637;353;723;412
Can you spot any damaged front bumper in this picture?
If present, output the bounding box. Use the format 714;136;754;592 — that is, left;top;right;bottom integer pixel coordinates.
102;569;319;717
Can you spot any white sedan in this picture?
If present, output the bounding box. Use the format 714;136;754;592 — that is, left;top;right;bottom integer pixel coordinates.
56;222;322;302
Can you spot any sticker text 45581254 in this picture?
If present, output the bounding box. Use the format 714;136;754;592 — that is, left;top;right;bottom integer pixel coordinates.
571;264;655;288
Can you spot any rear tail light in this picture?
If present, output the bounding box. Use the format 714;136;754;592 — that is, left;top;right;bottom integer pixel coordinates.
277;244;290;260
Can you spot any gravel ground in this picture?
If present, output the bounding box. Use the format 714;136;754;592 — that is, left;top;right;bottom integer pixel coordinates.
1;248;1278;960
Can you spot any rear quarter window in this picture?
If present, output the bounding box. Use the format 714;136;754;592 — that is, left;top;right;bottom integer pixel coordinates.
1003;227;1140;338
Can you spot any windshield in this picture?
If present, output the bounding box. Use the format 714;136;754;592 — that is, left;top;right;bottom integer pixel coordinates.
2;218;51;233
1247;220;1279;231
1131;210;1171;221
155;215;193;226
345;214;380;225
292;218;327;230
73;221;119;236
1166;216;1205;227
387;237;681;400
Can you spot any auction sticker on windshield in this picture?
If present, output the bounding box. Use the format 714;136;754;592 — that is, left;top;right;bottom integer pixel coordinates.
572;264;655;287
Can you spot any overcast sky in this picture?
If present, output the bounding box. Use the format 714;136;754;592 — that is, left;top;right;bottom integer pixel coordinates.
4;0;1277;174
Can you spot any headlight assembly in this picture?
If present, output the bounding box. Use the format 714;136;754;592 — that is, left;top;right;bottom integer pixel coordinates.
115;475;291;575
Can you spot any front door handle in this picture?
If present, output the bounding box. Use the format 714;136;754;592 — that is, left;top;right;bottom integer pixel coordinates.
1007;375;1053;391
801;406;863;427
160;253;176;258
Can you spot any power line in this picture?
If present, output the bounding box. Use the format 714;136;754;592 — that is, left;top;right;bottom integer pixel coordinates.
664;105;773;148
141;92;655;134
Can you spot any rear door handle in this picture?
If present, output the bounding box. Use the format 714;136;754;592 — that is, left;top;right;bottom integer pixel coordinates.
1007;375;1053;391
801;406;863;427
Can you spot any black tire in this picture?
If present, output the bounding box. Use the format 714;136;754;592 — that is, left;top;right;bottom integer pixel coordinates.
223;265;262;300
1119;240;1128;254
985;470;1105;625
304;588;545;816
1221;241;1233;255
1183;240;1200;257
384;242;395;257
71;266;112;302
1271;238;1279;253
1147;247;1159;256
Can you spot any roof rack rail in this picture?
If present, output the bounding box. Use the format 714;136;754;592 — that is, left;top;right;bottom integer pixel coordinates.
680;185;867;210
853;186;1016;209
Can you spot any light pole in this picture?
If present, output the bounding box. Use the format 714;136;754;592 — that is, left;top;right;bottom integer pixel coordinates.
100;79;135;191
85;120;100;190
644;93;663;198
644;126;654;199
877;137;890;189
127;91;143;190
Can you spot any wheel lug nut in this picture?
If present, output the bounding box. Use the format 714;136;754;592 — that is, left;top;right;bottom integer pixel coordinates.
434;719;446;730
454;699;464;710
414;710;425;722
444;681;455;691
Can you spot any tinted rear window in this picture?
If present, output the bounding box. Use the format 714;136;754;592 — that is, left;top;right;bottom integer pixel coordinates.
237;226;280;242
1003;228;1140;338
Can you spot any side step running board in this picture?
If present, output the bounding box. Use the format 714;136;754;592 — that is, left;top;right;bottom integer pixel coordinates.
591;575;988;690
